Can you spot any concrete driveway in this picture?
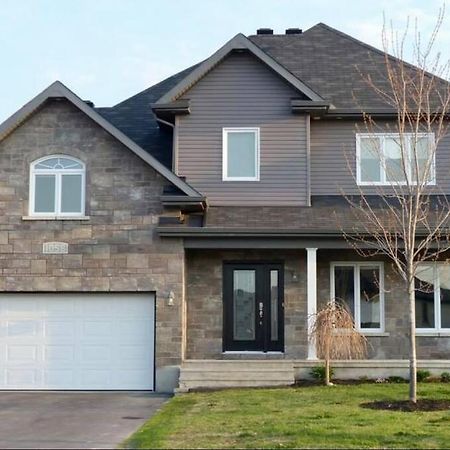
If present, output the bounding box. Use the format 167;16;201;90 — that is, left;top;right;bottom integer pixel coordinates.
0;392;169;449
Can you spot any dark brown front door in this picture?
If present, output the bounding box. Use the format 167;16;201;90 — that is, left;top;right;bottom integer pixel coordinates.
223;262;284;352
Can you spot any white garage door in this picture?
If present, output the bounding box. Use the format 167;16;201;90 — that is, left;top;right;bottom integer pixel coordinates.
0;293;155;390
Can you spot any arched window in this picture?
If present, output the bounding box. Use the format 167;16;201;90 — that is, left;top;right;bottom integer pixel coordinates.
30;155;85;217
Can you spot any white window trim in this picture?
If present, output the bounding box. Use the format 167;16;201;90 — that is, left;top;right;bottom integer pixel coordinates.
330;261;385;333
356;132;436;186
416;263;450;333
222;127;260;181
29;155;86;218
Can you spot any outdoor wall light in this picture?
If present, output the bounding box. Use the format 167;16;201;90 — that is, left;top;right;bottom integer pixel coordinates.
168;290;175;306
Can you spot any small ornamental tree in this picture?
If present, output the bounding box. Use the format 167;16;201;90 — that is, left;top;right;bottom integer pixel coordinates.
310;301;368;385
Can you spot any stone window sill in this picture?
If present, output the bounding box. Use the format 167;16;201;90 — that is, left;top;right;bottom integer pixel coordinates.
222;351;285;355
416;332;450;337
362;332;390;337
22;216;90;221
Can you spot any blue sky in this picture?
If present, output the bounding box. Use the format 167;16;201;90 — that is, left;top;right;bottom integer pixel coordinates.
0;0;448;121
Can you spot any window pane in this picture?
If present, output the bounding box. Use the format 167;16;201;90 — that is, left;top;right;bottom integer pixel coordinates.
233;270;256;341
34;175;56;213
438;266;450;328
411;136;432;183
58;157;83;169
35;157;83;170
35;158;60;169
360;266;381;329
360;138;381;182
61;174;82;213
270;270;278;341
415;265;435;328
385;138;406;182
227;131;256;178
334;266;355;317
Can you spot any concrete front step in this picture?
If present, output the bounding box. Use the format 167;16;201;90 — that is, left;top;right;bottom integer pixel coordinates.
178;359;295;391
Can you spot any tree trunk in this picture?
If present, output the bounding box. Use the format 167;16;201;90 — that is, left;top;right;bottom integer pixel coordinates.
408;274;417;403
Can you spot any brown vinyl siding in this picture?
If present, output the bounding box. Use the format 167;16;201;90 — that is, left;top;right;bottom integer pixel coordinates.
310;120;450;195
177;51;308;206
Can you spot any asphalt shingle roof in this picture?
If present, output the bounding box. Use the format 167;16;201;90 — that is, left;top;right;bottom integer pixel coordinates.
96;23;449;167
249;23;447;111
96;64;198;168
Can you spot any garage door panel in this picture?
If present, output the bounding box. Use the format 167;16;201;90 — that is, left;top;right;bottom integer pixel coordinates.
6;369;36;387
45;321;75;339
0;293;155;390
82;320;112;338
7;345;37;362
43;299;76;316
44;345;75;362
6;320;39;338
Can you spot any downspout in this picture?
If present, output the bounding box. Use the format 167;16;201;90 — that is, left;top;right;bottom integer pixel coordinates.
306;114;311;206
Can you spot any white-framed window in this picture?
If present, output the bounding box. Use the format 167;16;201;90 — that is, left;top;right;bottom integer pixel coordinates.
356;133;435;185
415;264;450;332
222;127;260;181
330;262;385;333
30;155;86;217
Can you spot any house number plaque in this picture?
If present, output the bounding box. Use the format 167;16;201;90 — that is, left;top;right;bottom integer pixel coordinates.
43;242;69;254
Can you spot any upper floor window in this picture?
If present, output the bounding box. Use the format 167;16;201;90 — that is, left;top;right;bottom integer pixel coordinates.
356;133;435;186
30;155;85;217
222;128;260;181
331;262;385;333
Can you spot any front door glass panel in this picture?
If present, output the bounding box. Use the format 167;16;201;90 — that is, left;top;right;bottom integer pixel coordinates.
233;270;256;341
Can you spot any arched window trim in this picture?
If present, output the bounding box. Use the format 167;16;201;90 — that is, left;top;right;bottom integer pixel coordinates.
29;155;86;217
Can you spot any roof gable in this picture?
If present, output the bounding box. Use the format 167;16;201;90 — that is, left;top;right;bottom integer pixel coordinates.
0;81;201;197
155;33;324;104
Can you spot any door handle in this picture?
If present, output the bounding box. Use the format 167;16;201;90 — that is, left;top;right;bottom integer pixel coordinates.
258;302;264;318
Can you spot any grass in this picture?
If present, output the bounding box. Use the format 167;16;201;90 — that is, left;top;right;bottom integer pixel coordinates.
123;384;450;449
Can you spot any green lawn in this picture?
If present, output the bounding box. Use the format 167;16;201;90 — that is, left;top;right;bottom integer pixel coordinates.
124;384;450;449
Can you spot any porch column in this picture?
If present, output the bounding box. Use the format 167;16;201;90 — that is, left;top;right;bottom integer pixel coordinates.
306;248;318;360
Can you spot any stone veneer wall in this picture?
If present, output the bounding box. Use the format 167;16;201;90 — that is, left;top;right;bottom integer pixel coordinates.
186;249;308;359
317;250;450;359
0;99;185;375
186;248;450;360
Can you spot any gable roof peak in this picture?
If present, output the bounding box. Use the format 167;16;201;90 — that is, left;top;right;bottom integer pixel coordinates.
155;32;324;104
0;81;201;197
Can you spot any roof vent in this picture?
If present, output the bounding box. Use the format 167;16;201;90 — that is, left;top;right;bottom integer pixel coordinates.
256;28;273;35
286;28;302;35
84;100;95;107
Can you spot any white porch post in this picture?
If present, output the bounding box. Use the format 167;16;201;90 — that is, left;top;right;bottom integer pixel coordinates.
306;247;318;360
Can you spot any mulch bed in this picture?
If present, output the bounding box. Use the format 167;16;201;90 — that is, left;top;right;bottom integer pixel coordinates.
361;399;450;412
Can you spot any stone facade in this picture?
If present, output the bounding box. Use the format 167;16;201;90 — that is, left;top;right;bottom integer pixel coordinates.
0;99;185;373
186;249;308;359
186;248;450;361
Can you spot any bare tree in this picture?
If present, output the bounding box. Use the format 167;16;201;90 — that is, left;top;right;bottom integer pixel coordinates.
311;302;368;386
342;8;450;402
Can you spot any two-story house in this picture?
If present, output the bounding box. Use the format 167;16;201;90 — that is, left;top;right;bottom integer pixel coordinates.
0;23;448;393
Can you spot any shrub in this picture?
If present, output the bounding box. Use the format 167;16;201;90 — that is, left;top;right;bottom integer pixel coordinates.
310;365;334;382
388;376;407;383
441;372;450;383
417;370;431;382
